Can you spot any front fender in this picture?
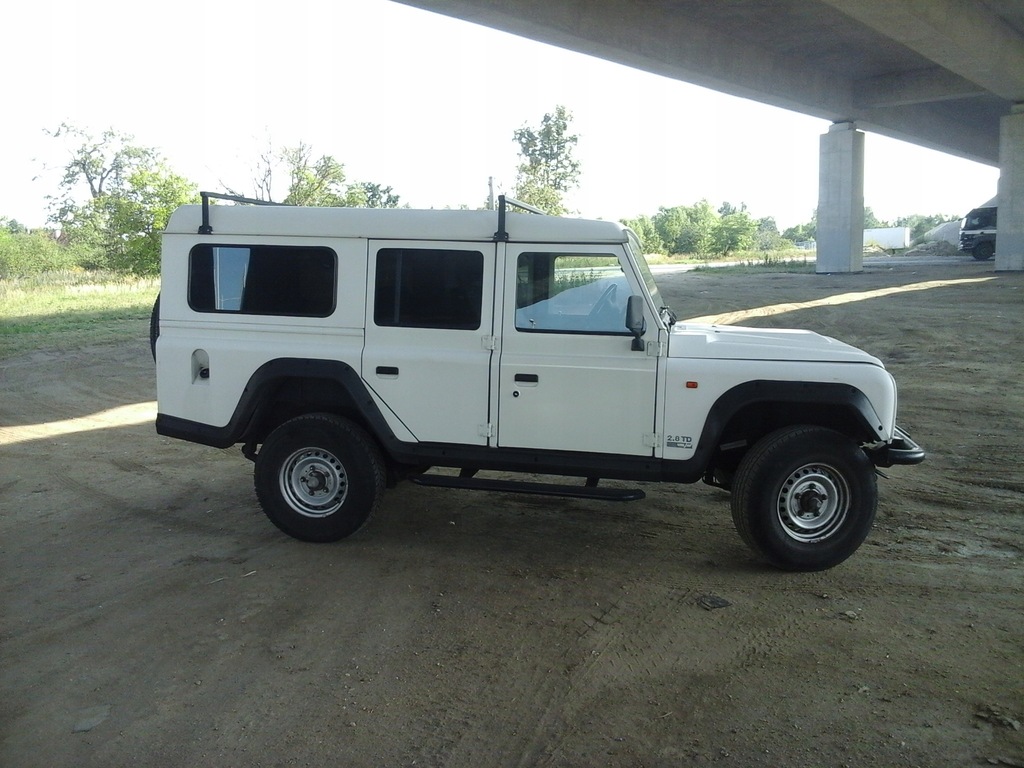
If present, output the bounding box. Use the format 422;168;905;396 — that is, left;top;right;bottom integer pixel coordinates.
686;380;887;467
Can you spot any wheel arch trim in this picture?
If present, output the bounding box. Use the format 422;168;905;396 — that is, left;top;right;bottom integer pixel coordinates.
156;358;396;449
695;379;886;458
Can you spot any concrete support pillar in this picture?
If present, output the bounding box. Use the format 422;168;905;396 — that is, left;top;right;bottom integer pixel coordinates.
816;122;865;274
996;104;1024;272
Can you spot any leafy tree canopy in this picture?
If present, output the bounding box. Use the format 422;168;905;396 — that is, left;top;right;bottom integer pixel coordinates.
623;200;756;257
893;212;960;241
46;124;198;274
281;144;348;207
782;209;960;245
2;217;28;235
234;141;402;209
345;181;402;209
512;105;581;215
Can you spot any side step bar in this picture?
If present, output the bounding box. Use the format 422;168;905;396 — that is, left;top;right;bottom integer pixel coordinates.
410;474;646;502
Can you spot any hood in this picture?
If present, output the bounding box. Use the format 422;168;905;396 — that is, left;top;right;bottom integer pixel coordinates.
668;323;883;365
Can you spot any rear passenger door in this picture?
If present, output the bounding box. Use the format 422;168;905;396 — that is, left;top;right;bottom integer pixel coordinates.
363;241;495;446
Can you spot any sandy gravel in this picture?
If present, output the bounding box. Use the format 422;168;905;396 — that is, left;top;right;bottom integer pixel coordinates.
1;257;1022;767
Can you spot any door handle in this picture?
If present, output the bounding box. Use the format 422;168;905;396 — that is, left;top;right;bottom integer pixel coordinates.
376;366;399;377
514;373;539;384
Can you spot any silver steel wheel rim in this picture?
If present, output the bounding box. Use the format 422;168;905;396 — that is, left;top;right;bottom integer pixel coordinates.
776;463;849;543
280;447;348;518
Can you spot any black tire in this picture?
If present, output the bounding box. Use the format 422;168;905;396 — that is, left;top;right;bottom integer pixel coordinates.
149;294;160;361
731;426;877;571
254;414;385;542
972;241;995;261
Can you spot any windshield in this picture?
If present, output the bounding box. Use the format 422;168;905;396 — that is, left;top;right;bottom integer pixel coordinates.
626;229;673;324
963;208;996;229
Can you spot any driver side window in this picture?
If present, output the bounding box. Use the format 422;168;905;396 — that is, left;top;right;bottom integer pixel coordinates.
515;252;629;334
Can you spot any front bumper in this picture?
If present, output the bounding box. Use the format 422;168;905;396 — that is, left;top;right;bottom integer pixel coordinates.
865;426;925;467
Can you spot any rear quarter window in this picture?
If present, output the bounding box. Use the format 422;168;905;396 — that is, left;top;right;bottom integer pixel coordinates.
188;244;337;317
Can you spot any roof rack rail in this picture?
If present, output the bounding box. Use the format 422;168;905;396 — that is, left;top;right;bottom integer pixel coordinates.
198;191;288;235
494;194;547;242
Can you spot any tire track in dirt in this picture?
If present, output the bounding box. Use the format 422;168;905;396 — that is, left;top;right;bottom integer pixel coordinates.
436;580;702;767
399;488;766;765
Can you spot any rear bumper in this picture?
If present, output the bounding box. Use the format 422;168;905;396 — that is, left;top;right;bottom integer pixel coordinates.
866;426;925;467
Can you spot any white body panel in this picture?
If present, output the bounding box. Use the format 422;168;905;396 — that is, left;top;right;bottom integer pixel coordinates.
362;240;496;445
496;334;659;454
157;201;904;473
156;233;368;429
668;323;882;365
164;204;629;245
661;324;897;460
494;243;660;455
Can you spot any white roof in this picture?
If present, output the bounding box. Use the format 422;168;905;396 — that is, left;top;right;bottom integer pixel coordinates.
164;203;629;244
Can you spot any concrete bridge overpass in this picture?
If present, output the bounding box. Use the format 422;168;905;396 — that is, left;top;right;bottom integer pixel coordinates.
396;0;1024;271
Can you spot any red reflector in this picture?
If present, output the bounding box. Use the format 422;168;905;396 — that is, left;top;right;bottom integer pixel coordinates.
686;381;698;389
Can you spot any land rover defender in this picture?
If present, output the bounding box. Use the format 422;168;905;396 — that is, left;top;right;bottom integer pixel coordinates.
154;193;923;571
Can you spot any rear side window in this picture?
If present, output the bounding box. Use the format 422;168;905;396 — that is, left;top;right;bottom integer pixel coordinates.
374;248;484;330
188;245;336;316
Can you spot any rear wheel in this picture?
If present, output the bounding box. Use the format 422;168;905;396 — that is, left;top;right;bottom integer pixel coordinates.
255;414;385;542
731;426;877;571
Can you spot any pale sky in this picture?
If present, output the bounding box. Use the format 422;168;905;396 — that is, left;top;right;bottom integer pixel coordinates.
1;0;1000;230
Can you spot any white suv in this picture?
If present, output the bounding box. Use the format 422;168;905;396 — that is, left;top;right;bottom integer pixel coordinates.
154;194;923;571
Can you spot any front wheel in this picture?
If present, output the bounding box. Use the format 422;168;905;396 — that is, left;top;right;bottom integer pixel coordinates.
731;426;877;571
972;241;995;261
255;414;385;542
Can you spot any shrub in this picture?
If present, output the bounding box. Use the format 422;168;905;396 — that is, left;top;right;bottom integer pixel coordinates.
0;230;83;278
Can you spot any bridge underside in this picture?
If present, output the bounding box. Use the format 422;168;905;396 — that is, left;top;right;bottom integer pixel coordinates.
397;0;1024;271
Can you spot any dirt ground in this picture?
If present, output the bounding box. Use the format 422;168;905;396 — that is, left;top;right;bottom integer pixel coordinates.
2;257;1022;768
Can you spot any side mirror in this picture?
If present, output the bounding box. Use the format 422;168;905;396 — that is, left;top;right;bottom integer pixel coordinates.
626;295;646;351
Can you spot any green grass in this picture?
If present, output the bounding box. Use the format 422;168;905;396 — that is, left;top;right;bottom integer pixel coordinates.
644;248;815;269
0;271;159;360
691;259;817;275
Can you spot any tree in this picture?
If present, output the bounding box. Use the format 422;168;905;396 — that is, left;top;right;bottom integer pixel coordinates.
345;181;401;209
783;212;817;244
223;138;277;202
713;202;757;255
233;142;402;209
47;124;198;274
2;217;28;235
629;201;762;257
754;216;787;251
281;143;348;207
678;200;718;256
103;164;199;273
651;206;690;255
642;202;720;257
512;105;581;215
894;213;959;241
621;214;665;254
863;206;885;229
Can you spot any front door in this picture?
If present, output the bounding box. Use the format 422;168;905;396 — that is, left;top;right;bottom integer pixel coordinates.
495;244;659;456
363;240;495;446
